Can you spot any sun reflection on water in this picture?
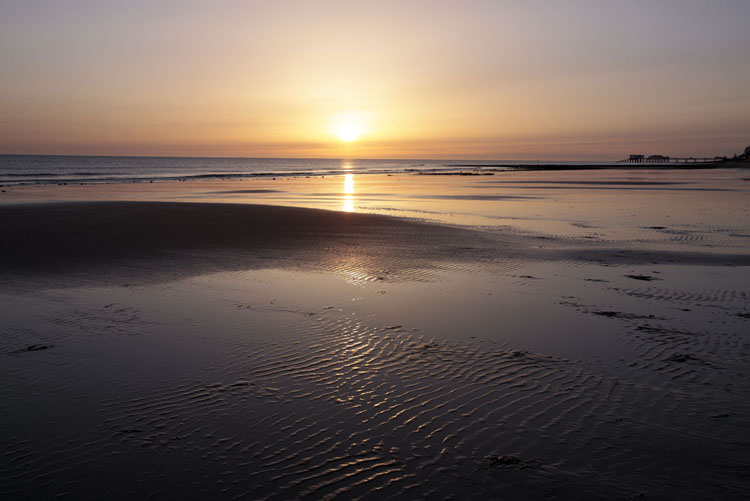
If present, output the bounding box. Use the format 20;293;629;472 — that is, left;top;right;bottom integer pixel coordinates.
342;173;355;212
342;195;354;212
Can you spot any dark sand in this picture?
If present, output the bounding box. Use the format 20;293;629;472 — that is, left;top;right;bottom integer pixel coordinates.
3;201;748;287
2;172;750;499
0;202;503;289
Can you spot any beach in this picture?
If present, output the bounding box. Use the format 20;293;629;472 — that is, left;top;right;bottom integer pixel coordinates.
2;168;750;498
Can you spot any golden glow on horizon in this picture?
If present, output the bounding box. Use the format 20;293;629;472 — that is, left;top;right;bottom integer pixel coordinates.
1;3;747;159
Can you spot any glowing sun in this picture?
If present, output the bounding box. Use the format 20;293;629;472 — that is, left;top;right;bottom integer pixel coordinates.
335;122;362;142
331;113;369;143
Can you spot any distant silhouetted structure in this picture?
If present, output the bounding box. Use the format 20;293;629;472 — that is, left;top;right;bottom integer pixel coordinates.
647;155;670;163
626;154;670;163
620;144;749;164
621;152;730;164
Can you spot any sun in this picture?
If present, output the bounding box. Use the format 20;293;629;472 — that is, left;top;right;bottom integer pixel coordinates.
335;122;361;142
331;112;369;143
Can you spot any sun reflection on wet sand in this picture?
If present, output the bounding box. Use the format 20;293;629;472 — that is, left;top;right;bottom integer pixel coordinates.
344;174;354;194
342;195;354;212
342;173;355;212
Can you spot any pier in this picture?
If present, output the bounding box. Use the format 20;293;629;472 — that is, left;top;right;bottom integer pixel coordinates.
618;154;727;164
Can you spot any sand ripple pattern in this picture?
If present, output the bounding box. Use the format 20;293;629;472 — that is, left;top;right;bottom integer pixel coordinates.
613;285;750;305
3;306;749;499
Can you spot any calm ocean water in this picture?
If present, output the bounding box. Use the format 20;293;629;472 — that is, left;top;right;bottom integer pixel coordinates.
0;155;615;186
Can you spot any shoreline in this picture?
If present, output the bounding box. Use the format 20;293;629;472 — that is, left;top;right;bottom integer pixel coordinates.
1;157;748;187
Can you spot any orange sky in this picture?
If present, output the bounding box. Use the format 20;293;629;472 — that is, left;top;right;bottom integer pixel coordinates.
1;1;748;160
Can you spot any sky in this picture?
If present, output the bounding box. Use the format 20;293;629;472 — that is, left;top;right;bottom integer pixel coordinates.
1;0;749;160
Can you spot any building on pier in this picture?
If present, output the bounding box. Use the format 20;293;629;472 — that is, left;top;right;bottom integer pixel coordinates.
647;155;670;163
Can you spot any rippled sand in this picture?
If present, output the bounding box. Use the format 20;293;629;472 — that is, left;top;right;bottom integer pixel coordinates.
1;169;749;498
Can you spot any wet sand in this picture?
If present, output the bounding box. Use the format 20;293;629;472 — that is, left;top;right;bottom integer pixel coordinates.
2;170;750;499
0;202;501;288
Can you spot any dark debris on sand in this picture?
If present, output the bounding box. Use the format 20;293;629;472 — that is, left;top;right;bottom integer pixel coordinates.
664;353;702;363
593;310;659;320
508;350;566;363
560;300;663;322
636;325;698;336
9;344;54;354
627;495;648;501
484;454;541;469
625;274;662;281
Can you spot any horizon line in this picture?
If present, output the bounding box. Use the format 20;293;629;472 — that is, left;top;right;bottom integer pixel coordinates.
0;152;641;163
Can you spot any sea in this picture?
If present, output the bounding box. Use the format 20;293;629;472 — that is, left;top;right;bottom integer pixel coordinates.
0;154;617;186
